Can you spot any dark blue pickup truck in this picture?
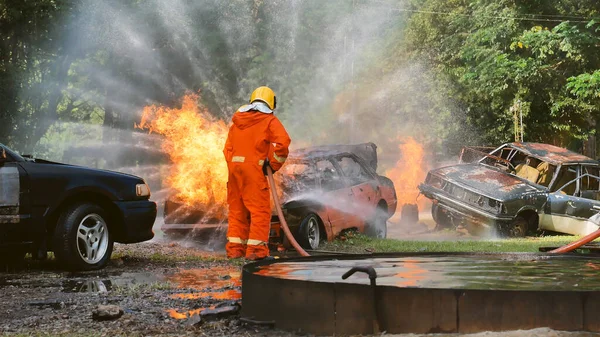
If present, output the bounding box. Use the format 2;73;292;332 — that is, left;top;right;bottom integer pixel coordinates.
0;143;156;270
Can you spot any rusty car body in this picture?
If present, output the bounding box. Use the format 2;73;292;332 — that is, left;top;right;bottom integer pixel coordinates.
162;143;398;249
419;142;600;237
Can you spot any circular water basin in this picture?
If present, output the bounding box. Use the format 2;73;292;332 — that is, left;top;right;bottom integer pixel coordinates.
241;253;600;335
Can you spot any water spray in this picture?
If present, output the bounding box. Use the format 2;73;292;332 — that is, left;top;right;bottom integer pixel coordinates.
266;166;310;257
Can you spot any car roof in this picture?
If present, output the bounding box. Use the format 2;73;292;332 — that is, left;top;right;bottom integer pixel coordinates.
288;142;377;168
508;142;597;165
288;148;356;162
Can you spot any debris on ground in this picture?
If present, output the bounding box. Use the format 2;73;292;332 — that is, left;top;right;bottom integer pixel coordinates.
92;305;124;321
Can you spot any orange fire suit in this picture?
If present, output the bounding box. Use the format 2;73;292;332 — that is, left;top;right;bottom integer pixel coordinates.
223;108;291;260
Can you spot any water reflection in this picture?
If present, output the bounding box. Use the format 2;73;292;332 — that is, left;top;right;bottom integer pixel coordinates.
166;305;216;319
166;266;242;320
253;254;600;291
167;266;241;289
170;289;241;301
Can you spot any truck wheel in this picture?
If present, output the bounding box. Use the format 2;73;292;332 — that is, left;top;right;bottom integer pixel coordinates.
365;207;388;239
53;203;114;271
297;213;321;250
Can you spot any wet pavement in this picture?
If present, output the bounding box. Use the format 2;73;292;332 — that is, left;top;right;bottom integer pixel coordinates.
0;242;289;337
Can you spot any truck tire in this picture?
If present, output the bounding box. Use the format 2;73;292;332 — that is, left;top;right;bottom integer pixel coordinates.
53;203;114;271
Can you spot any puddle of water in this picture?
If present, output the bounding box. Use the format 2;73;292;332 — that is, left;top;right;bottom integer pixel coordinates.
62;280;112;293
166;305;216;319
166;266;242;320
61;272;163;293
251;254;600;291
167;266;241;289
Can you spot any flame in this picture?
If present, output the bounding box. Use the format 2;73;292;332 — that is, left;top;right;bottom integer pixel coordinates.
385;137;430;211
137;93;229;213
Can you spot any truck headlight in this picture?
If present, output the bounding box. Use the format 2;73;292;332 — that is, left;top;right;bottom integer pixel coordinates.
136;183;151;197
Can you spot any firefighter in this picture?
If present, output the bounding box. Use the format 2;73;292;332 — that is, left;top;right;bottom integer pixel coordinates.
223;86;291;260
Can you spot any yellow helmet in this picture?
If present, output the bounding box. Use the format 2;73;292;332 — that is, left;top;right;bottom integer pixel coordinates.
249;86;276;110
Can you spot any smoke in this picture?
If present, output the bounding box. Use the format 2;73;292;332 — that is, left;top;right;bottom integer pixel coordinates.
13;0;476;244
33;0;456;152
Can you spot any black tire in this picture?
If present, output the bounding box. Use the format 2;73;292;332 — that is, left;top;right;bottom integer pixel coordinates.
365;207;388;239
297;213;321;250
53;203;114;271
502;216;529;238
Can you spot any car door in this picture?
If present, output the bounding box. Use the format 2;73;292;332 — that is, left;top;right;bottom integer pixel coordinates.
333;155;379;230
541;165;600;236
316;159;352;237
0;147;21;225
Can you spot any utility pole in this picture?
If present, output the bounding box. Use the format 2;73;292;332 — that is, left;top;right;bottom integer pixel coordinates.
511;100;523;142
519;100;523;142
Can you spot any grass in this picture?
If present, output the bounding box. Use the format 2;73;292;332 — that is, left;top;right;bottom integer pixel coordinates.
320;231;585;254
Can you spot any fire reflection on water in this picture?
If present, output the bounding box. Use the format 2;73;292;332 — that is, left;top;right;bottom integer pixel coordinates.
166;266;241;319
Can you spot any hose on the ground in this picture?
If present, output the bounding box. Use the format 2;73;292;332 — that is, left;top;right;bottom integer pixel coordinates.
266;166;310;257
548;228;600;254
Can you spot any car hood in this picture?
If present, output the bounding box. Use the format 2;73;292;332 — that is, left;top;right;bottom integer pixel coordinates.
430;164;544;200
28;158;143;181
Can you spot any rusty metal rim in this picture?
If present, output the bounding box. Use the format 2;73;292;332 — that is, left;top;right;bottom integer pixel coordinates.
244;251;599;271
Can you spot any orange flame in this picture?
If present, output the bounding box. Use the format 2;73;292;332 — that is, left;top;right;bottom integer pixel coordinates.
385;137;430;211
137;94;229;212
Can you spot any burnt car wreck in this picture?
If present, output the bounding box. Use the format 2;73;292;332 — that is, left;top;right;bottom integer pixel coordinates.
0;143;157;270
419;142;600;237
162;143;397;250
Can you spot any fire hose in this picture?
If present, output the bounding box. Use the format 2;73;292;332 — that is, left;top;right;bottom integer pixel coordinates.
548;228;600;254
266;166;310;257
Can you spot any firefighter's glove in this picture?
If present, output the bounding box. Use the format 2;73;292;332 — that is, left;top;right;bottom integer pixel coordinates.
262;158;273;176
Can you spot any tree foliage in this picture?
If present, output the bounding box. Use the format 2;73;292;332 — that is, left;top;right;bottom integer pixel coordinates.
1;0;600;160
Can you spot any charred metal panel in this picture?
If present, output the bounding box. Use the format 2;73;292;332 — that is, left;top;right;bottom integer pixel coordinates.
379;287;457;333
290;143;378;172
458;290;582;333
433;164;540;200
511;142;595;165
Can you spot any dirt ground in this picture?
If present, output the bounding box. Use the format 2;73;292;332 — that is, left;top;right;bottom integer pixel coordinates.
0;241;295;337
1;236;600;337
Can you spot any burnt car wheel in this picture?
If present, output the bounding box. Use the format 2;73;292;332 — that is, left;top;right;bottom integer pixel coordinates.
297;213;321;250
365;207;388;239
432;204;453;230
503;216;528;238
53;203;114;271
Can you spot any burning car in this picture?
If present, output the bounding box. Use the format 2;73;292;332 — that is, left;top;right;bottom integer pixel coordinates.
419;142;600;237
162;143;397;250
0;143;156;270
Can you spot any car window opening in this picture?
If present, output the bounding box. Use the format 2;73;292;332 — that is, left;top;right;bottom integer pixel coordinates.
336;156;372;185
481;146;556;187
316;160;344;191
